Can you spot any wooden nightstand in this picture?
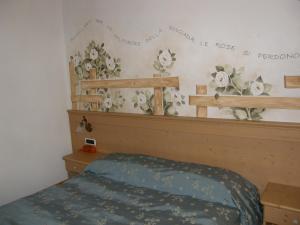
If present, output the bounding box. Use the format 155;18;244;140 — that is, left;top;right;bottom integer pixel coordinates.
261;182;300;225
63;151;105;177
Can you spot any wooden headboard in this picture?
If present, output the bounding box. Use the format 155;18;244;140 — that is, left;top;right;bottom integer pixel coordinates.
68;110;300;192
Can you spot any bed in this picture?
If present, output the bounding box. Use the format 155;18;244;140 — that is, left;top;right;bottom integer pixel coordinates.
0;153;262;225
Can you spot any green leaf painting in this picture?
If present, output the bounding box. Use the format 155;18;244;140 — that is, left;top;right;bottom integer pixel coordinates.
74;40;121;80
209;64;272;120
73;40;124;112
153;49;176;76
132;90;154;114
133;48;185;116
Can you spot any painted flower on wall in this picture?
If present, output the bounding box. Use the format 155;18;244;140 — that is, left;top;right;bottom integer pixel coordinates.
105;57;116;71
85;62;92;72
159;50;173;67
148;49;185;116
132;90;154;114
97;89;125;112
234;109;248;120
72;40;125;112
74;53;82;67
210;64;272;120
153;49;176;75
250;80;265;96
214;71;229;87
74;40;121;80
73;52;86;80
89;48;99;60
163;88;185;116
81;102;92;111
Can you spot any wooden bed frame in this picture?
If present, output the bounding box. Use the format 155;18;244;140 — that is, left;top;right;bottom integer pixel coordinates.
68;110;300;193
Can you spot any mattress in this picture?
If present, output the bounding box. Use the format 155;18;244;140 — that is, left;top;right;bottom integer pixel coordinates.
0;153;262;225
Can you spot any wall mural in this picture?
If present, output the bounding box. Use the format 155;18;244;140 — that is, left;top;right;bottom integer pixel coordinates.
74;40;121;80
72;40;273;120
74;41;125;112
74;42;186;115
68;17;299;122
69;18;300;62
132;49;186;116
154;50;186;116
73;40;272;120
132;90;154;115
210;65;272;120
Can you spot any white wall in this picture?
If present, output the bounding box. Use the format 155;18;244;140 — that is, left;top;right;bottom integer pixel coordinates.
62;0;300;122
0;0;71;206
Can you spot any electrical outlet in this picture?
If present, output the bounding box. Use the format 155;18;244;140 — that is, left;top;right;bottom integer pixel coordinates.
85;138;96;146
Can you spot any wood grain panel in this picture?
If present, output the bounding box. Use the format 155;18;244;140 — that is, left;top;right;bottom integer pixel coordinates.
80;76;179;89
261;183;300;212
68;110;300;192
89;69;98;111
189;95;300;109
69;60;77;109
71;95;103;103
196;85;207;117
285;76;300;88
264;206;300;225
153;74;164;115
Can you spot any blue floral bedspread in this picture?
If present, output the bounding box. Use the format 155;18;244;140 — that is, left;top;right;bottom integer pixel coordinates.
0;153;262;225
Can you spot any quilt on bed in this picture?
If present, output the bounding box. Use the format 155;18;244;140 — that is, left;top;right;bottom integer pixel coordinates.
0;153;262;225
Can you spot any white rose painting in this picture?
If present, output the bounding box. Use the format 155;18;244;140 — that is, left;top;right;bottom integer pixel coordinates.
73;52;84;79
103;97;113;109
105;57;116;71
132;90;154;114
74;53;81;67
153;49;186;116
137;94;147;105
73;41;125;112
98;89;125;112
85;62;92;72
250;81;265;96
234;109;248;120
214;71;229;88
71;41;276;121
210;64;272;120
163;88;185;116
158;50;173;67
132;49;185;116
153;49;176;76
89;48;99;60
74;41;121;80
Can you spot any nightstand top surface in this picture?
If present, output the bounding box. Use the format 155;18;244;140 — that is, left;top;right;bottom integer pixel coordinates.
261;182;300;212
63;151;106;165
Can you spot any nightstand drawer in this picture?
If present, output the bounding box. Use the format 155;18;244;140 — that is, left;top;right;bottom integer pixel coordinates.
65;161;86;174
63;152;105;177
265;206;300;225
